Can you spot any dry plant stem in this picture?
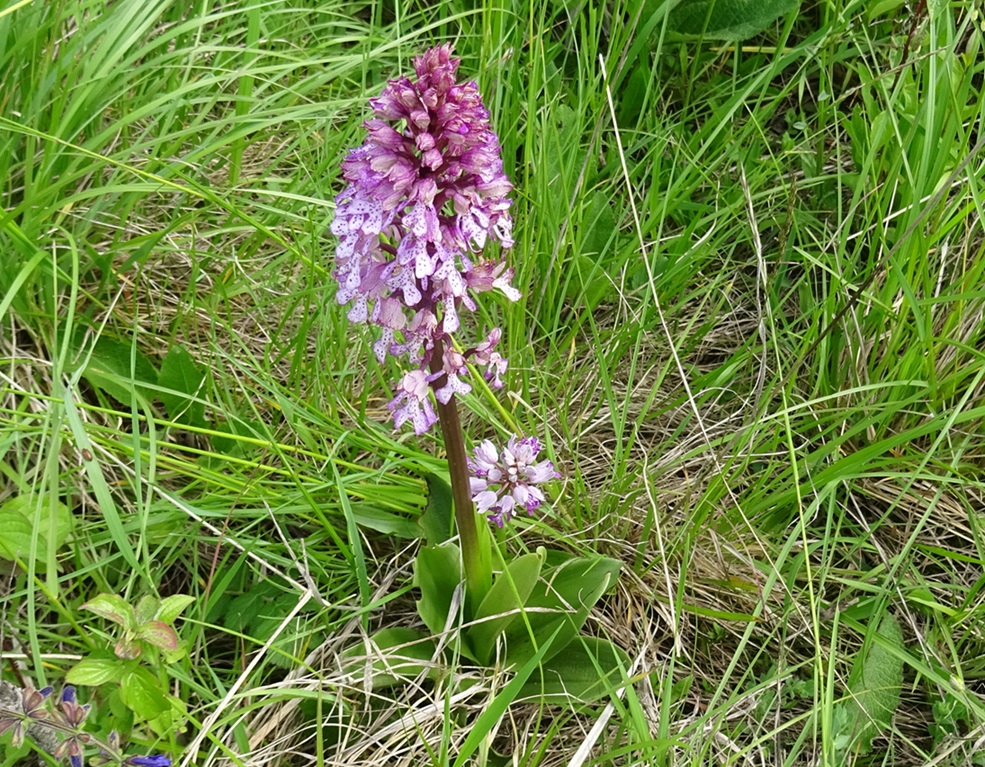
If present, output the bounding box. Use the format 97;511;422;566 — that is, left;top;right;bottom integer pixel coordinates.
430;339;492;608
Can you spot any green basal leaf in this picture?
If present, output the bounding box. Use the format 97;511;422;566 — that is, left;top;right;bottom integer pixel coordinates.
158;344;207;426
451;625;564;767
666;0;801;40
419;472;455;545
342;627;437;690
518;636;628;702
414;542;463;638
502;554;621;666
468;548;546;666
350;503;422;539
82;593;136;630
73;334;158;409
156;594;196;624
835;613;905;754
65;657;125;686
0;495;73;564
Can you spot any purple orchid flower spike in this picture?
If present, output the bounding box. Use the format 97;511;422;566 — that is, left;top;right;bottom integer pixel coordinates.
332;44;519;433
468;436;560;527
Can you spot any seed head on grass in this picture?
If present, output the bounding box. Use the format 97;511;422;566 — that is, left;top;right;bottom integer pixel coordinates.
331;44;518;433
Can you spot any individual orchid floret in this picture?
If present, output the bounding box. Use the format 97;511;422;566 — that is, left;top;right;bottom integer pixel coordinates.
332;44;518;431
470;328;507;388
388;369;439;434
468;436;560;527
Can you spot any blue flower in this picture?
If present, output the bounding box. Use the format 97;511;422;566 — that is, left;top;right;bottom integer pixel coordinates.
125;756;172;767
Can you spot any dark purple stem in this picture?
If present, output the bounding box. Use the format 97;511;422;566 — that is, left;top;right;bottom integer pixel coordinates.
430;339;491;607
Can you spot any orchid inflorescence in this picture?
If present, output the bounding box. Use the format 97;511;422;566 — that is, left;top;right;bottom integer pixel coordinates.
331;44;518;435
332;44;558;535
0;683;170;767
468;436;560;528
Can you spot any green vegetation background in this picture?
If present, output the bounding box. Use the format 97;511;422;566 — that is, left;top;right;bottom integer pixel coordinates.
1;0;983;765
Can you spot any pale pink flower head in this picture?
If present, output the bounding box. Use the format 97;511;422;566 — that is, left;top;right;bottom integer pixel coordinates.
468;436;560;527
331;44;519;433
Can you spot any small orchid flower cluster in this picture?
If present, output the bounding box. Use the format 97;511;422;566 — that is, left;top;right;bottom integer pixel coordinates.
468;436;560;528
0;683;169;767
331;44;519;434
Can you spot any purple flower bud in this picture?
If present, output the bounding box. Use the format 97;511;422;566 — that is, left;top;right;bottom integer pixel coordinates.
58;685;91;727
468;436;560;527
333;44;518;432
21;683;53;720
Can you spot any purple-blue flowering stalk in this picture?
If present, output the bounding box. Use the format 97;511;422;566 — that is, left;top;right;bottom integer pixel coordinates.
332;45;520;602
0;683;171;767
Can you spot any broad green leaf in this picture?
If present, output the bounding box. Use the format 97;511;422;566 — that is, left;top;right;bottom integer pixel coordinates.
413;543;463;638
468;549;546;666
120;667;169;719
569;254;612;311
351;504;421;539
543;104;584;195
502;555;621;666
158;344;207;426
135;595;160;625
0;495;73;563
451;625;564;767
136;620;179;652
156;594;196;624
0;508;36;562
221;580;321;669
74;335;158;409
147;693;189;738
342;628;437;690
837;613;905;754
866;0;905;20
82;593;136;630
567;193;618;310
518;637;628;702
418;473;454;545
65;657;125;686
666;0;801;40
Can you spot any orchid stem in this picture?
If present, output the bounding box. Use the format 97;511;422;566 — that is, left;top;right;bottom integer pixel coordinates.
431;341;492;610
